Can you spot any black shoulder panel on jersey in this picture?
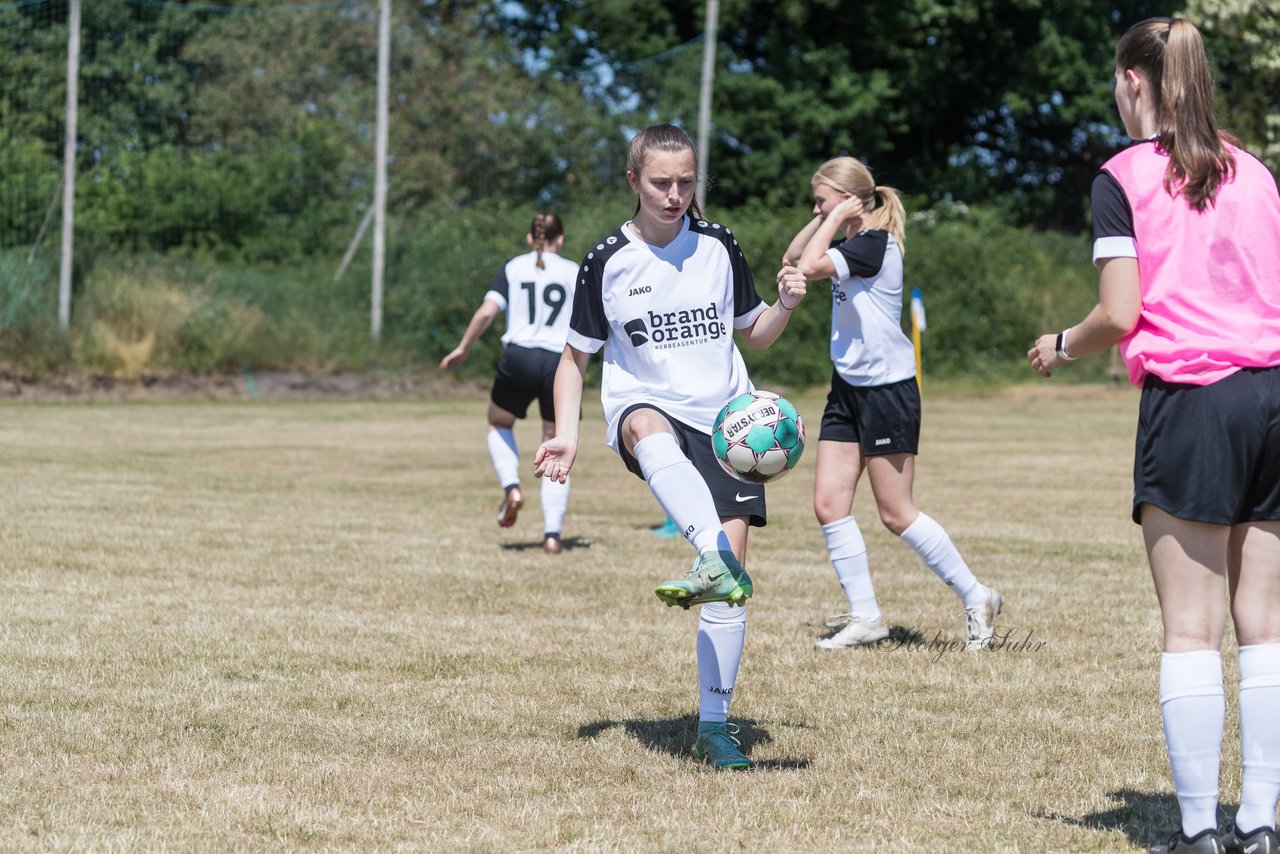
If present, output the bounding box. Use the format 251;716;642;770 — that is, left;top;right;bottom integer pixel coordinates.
834;229;889;279
1091;171;1134;241
569;226;630;343
490;265;510;300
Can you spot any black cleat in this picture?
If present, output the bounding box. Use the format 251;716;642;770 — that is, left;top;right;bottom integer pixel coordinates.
1224;825;1279;854
1149;829;1225;854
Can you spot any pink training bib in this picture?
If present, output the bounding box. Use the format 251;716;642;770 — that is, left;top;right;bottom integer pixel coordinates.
1101;141;1280;385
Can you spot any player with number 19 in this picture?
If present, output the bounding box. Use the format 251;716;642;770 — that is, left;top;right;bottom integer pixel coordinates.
439;213;578;554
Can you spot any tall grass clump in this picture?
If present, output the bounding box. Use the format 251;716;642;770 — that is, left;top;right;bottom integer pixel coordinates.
64;255;381;376
204;259;379;370
71;258;236;376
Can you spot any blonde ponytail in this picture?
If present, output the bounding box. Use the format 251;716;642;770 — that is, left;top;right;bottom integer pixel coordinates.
867;186;907;256
812;157;908;256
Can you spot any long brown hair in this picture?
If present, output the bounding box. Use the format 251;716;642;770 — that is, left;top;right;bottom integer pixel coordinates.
625;123;705;222
1116;17;1236;211
812;157;907;256
529;212;564;270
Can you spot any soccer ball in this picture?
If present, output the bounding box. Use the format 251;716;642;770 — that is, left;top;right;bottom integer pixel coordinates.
711;390;805;484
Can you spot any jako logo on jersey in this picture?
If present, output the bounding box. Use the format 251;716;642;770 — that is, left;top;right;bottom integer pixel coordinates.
628;302;725;348
623;318;649;346
628;285;652;297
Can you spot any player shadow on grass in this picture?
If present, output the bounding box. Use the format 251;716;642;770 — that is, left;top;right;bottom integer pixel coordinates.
1035;789;1237;849
500;536;592;552
576;714;811;770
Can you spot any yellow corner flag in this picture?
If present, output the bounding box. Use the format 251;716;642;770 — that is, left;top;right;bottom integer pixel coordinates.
910;287;926;395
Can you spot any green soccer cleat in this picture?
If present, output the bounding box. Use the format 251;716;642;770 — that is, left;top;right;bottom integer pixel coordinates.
693;722;752;770
654;550;753;609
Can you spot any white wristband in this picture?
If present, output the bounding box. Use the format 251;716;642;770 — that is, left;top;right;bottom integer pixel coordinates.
1055;328;1077;361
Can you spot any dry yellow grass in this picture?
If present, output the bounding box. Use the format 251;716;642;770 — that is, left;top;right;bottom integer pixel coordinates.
0;387;1246;851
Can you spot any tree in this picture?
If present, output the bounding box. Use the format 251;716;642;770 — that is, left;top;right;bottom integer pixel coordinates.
497;0;1178;229
1184;0;1280;171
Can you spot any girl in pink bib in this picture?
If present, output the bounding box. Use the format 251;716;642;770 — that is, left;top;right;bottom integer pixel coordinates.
1028;17;1280;854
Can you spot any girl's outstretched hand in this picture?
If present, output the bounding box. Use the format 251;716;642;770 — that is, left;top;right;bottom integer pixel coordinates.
439;347;468;370
533;437;577;483
776;259;808;310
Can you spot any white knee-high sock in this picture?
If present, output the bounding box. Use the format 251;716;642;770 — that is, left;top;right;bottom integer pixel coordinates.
697;601;747;723
899;512;982;607
633;433;724;555
540;475;569;537
822;516;880;622
487;427;521;491
1161;650;1225;837
1237;644;1280;833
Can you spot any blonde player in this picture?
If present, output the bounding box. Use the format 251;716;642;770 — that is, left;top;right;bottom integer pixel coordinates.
784;157;1002;651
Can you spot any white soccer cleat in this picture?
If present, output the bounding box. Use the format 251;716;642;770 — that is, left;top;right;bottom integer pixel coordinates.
815;615;890;649
964;585;1003;650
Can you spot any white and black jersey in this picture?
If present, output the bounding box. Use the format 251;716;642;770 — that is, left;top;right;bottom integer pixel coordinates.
484;250;580;352
825;229;915;387
567;215;767;450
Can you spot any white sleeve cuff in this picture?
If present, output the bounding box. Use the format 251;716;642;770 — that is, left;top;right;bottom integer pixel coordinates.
1093;237;1137;267
483;291;507;310
566;329;604;354
734;301;768;330
825;247;850;281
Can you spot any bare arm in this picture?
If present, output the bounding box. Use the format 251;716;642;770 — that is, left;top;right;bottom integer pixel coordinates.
1027;257;1142;377
783;215;825;267
739;264;808;350
439;300;502;369
796;196;864;281
533;345;590;482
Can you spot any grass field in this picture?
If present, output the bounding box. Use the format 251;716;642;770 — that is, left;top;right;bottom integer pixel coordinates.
0;386;1250;851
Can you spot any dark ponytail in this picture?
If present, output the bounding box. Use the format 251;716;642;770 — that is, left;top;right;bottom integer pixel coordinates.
1116;17;1236;211
529;212;564;270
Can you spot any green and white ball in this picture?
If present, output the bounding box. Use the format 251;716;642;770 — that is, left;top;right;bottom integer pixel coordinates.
711;390;806;484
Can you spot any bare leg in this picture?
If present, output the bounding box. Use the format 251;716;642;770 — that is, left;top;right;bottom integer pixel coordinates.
1143;506;1229;652
864;452;918;535
1142;505;1229;838
1228;520;1280;835
813;439;863;525
1228;520;1280;646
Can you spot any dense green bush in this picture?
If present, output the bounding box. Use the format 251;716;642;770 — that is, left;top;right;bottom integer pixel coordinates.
1;200;1110;384
0;250;65;370
77;132;358;264
903;204;1103;383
